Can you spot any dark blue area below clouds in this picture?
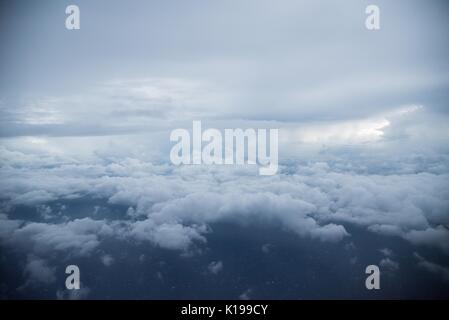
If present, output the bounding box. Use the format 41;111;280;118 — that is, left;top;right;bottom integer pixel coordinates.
1;216;448;299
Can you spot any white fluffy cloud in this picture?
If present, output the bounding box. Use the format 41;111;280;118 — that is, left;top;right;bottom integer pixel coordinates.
22;255;56;285
4;218;114;257
56;285;91;300
405;226;449;254
379;258;400;272
100;254;115;267
207;261;223;275
2;160;449;254
1;142;448;256
414;253;449;282
1;103;449;257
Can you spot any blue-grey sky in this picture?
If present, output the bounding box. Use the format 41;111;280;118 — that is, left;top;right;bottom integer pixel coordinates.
1;0;449;299
1;0;449;126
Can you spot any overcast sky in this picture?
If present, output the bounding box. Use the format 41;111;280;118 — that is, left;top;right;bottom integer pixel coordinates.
1;0;449;134
1;0;449;299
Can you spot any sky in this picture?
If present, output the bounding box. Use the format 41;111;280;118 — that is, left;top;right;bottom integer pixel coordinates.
1;0;449;299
